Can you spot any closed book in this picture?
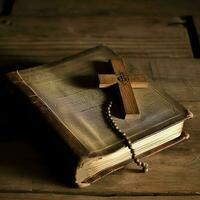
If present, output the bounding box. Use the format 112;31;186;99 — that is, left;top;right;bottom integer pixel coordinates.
5;46;192;187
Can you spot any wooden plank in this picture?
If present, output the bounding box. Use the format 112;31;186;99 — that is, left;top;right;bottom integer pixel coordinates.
0;126;199;194
126;58;200;102
150;59;200;81
11;0;200;16
0;16;192;69
0;193;200;200
124;58;200;80
0;59;200;195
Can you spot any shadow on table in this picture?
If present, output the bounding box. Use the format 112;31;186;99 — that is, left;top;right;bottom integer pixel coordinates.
0;76;79;188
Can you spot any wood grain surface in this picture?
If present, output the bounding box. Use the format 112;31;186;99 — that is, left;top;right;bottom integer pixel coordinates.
0;16;192;70
10;0;200;17
0;1;200;198
0;58;200;196
0;193;200;200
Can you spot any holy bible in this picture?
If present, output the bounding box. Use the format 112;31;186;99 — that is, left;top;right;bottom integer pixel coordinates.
5;46;192;187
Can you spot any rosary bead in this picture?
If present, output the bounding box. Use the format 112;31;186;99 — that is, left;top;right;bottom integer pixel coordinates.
127;140;132;147
141;162;145;167
130;148;135;154
131;155;136;160
141;162;148;168
121;132;126;136
123;136;128;141
138;161;142;166
131;152;136;158
106;101;149;173
134;158;140;163
108;114;111;118
143;167;149;173
110;119;114;123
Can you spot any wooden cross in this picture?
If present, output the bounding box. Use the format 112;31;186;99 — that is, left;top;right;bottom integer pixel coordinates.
98;59;148;119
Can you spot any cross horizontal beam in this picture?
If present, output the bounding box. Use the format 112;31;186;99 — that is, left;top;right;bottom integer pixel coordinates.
98;74;148;89
98;59;148;119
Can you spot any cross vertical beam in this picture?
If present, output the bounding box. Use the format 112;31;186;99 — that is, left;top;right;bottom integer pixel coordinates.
98;59;148;119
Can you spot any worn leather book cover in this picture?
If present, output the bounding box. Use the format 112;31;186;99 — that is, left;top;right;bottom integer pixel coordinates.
5;45;192;187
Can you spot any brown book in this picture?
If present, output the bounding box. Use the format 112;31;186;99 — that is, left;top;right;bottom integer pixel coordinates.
5;46;192;187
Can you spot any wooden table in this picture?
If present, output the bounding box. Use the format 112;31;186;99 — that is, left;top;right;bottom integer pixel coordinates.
0;1;200;199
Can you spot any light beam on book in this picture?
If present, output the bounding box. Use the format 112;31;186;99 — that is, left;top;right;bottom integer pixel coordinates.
98;59;148;119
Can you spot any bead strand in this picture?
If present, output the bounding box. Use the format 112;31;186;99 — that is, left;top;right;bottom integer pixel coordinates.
106;101;149;172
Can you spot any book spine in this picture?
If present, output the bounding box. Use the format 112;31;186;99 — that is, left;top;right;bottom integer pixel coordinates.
5;71;89;159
